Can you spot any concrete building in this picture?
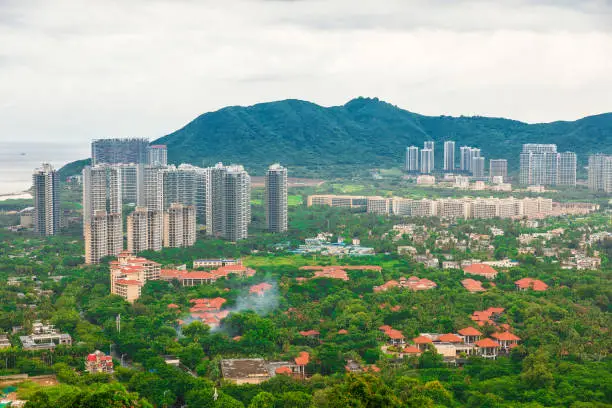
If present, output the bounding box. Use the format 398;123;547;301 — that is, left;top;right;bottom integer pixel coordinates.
163;203;197;248
209;163;251;241
420;148;434;174
557;152;577;186
489;159;508;182
460;146;473;172
20;207;34;228
588;154;612;193
147;144;168;166
471;198;499;219
471;156;486;177
405;146;419;172
520;144;575;186
265;164;288;233
163;164;210;225
115;163;143;204
307;195;367;208
143;165;165;213
127;207;162;253
444;141;455;171
438;199;470;219
367;197;391;214
83;165;122;264
91;138;148;166
32;163;60;236
20;322;72;350
424;141;434;155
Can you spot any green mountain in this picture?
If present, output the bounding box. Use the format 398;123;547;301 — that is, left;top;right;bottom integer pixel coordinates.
153;97;612;176
61;97;612;177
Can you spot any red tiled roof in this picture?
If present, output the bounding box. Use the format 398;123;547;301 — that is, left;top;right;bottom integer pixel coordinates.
438;333;463;343
338;329;348;335
167;303;179;309
250;282;273;294
463;264;498;278
475;338;501;348
403;346;421;354
486;307;505;314
313;269;350;281
379;325;392;332
385;329;405;340
458;327;482;336
295;351;310;366
462;279;486;292
364;364;380;372
86;354;97;361
299;330;320;337
413;335;433;344
516;277;548;291
492;331;521;341
276;366;292;375
115;279;143;286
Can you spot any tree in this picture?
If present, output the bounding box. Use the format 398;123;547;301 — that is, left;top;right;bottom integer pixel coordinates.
248;392;275;408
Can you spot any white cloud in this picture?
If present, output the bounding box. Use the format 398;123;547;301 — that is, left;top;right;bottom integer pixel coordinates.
0;0;610;143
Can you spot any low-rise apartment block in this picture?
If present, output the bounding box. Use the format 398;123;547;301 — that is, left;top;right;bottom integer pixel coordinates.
110;251;161;303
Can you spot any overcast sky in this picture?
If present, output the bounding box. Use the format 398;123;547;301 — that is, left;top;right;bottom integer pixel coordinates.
0;0;611;143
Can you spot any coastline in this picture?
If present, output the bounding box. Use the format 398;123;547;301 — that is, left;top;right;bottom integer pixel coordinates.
0;192;33;202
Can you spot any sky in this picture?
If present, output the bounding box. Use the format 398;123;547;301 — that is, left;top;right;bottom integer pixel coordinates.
0;0;611;144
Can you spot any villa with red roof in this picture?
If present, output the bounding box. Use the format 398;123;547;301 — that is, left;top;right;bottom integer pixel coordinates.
85;350;114;374
458;327;482;344
461;278;486;293
475;338;501;359
463;263;498;279
492;331;521;350
160;264;256;287
374;276;437;292
313;268;350;281
515;278;548;291
250;282;273;296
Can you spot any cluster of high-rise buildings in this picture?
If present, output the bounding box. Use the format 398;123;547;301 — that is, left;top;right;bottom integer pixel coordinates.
79;139;288;263
405;141;506;180
405;142;578;187
519;144;576;187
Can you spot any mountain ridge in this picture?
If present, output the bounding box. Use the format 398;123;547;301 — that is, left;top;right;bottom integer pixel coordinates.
61;97;612;177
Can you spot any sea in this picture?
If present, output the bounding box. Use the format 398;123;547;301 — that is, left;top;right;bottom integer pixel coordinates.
0;142;89;196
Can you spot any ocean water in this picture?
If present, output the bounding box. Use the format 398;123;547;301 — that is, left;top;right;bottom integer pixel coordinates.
0;142;89;195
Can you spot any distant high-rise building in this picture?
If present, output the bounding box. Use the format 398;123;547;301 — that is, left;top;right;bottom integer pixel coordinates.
147;145;168;167
420;148;434;174
443;141;455;171
209;163;251;241
91;138;148;166
557;152;577;186
405;146;419;172
127;207;162;253
163;203;196;248
519;144;558;186
471;157;486;178
588;154;612;193
83;165;122;264
115;163;143;204
460;146;474;172
143;166;165;213
489;159;508;182
32;163;60;236
519;144;576;186
162;164;210;224
265;164;288;233
424;141;435;169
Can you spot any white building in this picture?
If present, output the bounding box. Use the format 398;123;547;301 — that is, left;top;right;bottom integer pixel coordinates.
32;163;60;236
265;164;288;233
444;141;455;171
